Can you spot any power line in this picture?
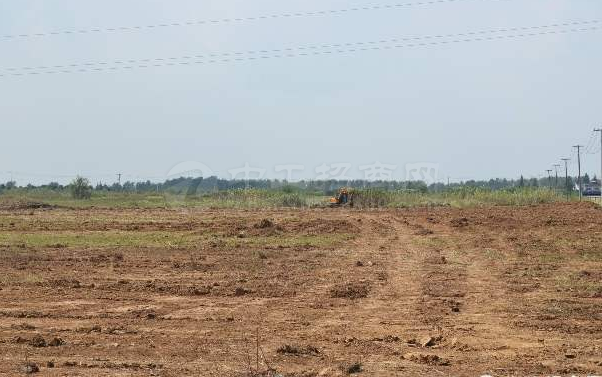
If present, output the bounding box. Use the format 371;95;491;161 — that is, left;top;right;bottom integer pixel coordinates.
586;144;601;154
2;22;600;79
584;129;597;153
586;129;601;154
1;0;511;41
4;19;598;74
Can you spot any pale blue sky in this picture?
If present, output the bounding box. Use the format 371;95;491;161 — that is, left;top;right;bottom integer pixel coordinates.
1;0;601;184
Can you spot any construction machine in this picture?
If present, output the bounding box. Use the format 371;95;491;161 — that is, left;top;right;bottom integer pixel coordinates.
329;187;354;207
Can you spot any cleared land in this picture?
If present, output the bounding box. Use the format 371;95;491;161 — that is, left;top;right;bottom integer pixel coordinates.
0;203;601;376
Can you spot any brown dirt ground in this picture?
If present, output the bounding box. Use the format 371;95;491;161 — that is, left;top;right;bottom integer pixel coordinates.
0;203;601;376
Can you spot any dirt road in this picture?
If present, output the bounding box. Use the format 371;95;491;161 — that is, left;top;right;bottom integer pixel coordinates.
0;203;601;376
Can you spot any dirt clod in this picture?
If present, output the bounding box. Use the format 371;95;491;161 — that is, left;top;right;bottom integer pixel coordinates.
331;282;370;299
277;344;320;356
415;227;434;236
372;335;400;343
21;362;39;374
48;337;65;347
346;362;362;374
420;336;436;348
404;352;450;366
29;335;46;348
234;287;252;296
450;217;469;228
255;219;274;229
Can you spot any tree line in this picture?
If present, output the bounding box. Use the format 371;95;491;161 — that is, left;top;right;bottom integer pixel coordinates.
0;173;594;199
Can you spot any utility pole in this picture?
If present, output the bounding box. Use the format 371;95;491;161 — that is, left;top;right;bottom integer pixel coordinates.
117;173;122;185
573;145;584;201
595;128;602;201
553;164;561;189
561;158;570;201
546;169;553;188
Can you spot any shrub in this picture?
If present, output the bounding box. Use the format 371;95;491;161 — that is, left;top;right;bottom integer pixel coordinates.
353;189;393;208
279;193;306;208
70;176;92;200
281;185;296;194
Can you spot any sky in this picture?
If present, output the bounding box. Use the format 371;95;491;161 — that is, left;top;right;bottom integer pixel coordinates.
1;0;601;185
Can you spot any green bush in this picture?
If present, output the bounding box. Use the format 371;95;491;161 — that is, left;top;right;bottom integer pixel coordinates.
353;189;393;208
70;176;92;200
279;193;306;208
281;185;296;194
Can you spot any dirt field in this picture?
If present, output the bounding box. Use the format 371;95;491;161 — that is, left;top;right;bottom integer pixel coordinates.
0;203;601;376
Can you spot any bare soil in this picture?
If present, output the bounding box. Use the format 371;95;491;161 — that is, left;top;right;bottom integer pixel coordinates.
0;203;601;376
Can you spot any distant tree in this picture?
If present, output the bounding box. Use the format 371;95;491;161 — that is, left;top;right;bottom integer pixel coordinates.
529;178;538;187
135;180;156;192
122;181;136;192
567;176;575;190
5;181;16;190
406;181;428;193
47;182;61;190
70;176;92;200
583;173;590;184
281;185;296;194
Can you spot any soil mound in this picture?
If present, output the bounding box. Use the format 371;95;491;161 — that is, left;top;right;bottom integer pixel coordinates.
0;201;55;211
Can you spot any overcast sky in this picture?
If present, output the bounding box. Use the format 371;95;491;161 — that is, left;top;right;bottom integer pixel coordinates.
1;0;601;185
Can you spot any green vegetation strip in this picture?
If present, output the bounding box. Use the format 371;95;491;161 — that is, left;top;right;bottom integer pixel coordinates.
0;231;353;249
0;187;571;209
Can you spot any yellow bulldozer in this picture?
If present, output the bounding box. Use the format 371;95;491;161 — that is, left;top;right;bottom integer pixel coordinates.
329;187;354;207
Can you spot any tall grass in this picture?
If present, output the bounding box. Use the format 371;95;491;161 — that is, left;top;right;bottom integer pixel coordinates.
352;187;567;208
0;186;570;209
443;187;566;207
193;189;318;208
